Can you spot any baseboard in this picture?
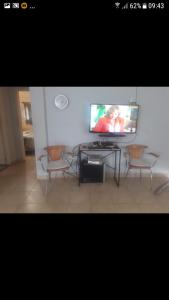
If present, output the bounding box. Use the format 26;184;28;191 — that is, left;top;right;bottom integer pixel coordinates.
37;173;70;180
37;172;169;180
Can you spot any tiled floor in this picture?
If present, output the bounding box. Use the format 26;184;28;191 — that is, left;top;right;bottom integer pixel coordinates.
0;156;169;213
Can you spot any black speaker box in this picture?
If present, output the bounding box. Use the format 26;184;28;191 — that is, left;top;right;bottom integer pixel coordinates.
80;159;104;183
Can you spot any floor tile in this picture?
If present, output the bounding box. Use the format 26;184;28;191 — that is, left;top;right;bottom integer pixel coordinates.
1;156;169;213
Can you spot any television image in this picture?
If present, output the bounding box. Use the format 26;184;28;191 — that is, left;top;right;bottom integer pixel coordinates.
89;104;139;134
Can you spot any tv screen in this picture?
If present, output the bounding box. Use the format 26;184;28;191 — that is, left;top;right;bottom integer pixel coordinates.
89;104;139;133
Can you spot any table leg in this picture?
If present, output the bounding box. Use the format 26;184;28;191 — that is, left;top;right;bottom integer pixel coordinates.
79;150;81;186
117;150;121;186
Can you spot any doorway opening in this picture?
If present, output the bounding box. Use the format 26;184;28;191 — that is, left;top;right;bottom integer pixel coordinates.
18;90;35;157
0;121;8;171
0;87;36;174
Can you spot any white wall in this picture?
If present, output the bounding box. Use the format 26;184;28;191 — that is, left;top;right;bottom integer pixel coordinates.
30;87;169;177
30;87;48;177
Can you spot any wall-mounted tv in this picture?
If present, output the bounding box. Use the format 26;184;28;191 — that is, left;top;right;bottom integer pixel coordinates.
89;104;139;134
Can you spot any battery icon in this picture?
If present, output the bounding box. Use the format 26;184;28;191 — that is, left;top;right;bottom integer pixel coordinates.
142;3;147;9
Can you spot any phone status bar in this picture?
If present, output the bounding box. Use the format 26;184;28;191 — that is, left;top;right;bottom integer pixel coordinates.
113;2;167;11
0;2;38;11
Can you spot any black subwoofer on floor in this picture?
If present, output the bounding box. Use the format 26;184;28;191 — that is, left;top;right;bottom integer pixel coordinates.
80;159;104;183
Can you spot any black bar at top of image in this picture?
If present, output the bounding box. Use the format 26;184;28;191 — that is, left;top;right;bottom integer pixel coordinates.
0;0;169;86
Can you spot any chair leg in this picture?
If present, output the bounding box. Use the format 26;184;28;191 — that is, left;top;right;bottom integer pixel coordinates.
125;167;130;178
154;180;169;195
76;160;78;176
140;169;142;182
45;174;49;196
45;171;52;196
45;181;48;196
49;171;51;182
124;160;128;177
150;169;153;190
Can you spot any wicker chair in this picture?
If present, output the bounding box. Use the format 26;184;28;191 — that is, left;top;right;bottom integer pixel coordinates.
124;144;159;189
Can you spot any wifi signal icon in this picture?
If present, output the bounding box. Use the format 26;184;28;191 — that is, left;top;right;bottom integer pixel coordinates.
115;2;120;8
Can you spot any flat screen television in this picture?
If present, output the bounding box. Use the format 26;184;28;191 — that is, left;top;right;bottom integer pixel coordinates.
89;104;139;134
